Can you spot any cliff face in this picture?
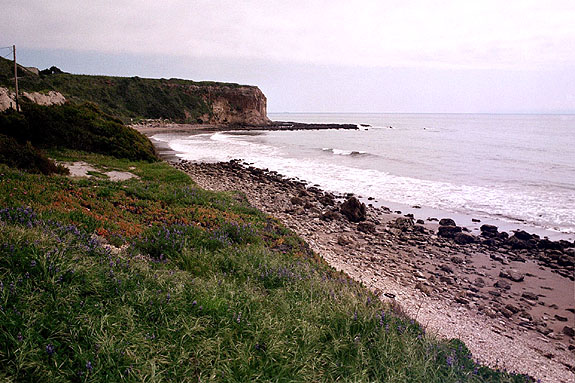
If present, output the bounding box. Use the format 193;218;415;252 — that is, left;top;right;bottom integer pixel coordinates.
192;85;270;126
0;87;66;112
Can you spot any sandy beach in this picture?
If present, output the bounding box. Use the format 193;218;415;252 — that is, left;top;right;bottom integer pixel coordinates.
137;124;575;383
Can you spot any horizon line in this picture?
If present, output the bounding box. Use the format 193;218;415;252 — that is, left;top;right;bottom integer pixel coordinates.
268;111;575;116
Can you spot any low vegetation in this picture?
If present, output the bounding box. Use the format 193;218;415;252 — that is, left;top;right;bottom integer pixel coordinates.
0;151;535;382
0;103;157;172
0;134;68;175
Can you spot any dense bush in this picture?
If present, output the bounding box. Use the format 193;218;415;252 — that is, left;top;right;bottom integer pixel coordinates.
0;103;158;162
0;134;68;175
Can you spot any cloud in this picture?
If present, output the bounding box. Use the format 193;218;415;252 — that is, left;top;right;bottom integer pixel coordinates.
3;0;575;70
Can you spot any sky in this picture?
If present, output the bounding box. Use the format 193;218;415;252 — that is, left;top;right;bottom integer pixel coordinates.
2;0;575;113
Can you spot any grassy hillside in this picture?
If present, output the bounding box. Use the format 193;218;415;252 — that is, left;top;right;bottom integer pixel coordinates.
0;102;157;175
0;151;534;382
0;103;157;162
0;57;244;123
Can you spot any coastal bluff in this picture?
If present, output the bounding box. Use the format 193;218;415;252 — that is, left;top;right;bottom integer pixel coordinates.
0;57;270;125
193;84;270;126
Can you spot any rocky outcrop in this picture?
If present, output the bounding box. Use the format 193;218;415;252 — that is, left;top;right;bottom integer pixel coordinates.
193;85;270;126
340;197;367;222
0;87;66;112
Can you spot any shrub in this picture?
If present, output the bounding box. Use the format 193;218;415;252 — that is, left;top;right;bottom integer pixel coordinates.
0;103;158;162
0;134;69;175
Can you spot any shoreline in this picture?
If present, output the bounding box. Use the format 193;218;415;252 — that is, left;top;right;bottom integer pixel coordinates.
172;158;574;383
131;120;359;135
136;122;575;381
135;123;575;243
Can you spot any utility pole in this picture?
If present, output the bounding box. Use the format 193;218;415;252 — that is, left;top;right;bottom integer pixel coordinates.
13;45;19;111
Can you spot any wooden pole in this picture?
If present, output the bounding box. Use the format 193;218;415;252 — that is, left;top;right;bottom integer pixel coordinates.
13;45;19;111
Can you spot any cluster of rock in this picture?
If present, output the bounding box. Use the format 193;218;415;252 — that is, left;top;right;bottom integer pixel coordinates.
173;159;575;371
434;219;574;280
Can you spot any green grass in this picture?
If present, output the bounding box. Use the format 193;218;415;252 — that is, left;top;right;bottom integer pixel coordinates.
0;152;535;382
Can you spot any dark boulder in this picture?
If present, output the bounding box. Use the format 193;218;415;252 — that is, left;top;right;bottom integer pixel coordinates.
480;224;499;237
557;255;574;267
537;239;564;251
412;225;426;234
438;225;462;238
318;194;335;206
453;232;476;245
563;326;575;337
340;197;367;222
357;222;376;234
482;238;497;247
440;264;453;273
320;210;341;222
507;236;535;250
513;230;535;241
392;217;414;231
439;218;456;226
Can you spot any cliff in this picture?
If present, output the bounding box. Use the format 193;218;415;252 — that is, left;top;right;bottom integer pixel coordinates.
0;57;270;125
170;83;270;126
0;87;66;112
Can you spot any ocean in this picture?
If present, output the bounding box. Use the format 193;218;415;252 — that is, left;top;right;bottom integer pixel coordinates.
151;113;575;241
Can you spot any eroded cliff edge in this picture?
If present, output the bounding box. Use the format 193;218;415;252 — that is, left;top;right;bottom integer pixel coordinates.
0;57;271;125
189;84;270;126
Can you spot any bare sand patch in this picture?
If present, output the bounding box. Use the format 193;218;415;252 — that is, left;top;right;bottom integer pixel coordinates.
60;161;138;182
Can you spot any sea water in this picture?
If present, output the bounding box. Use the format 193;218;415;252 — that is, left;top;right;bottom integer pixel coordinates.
152;113;575;240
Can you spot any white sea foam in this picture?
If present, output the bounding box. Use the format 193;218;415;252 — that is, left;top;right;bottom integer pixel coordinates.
322;148;368;156
158;114;575;238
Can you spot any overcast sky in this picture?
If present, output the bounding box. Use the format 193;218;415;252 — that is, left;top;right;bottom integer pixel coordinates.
3;0;574;113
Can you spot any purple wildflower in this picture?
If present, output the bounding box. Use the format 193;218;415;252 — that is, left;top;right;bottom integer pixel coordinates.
45;343;56;356
86;361;93;371
379;311;385;326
